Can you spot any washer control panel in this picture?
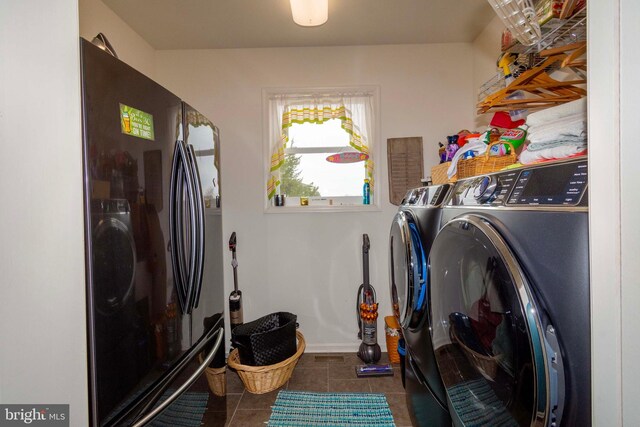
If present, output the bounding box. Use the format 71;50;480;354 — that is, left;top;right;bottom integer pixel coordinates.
402;184;451;207
447;170;520;206
446;159;587;207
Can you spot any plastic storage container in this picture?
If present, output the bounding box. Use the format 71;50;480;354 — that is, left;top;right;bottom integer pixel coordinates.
384;315;401;364
231;312;297;366
363;179;371;205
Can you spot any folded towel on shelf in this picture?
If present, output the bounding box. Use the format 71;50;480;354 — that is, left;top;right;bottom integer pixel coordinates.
526;98;587;128
527;115;587;144
447;140;488;179
519;144;587;164
526;137;587;152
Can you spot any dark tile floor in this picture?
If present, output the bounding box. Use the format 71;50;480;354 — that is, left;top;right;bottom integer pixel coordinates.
218;352;411;427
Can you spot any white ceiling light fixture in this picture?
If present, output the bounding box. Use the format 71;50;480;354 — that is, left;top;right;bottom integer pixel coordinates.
290;0;329;27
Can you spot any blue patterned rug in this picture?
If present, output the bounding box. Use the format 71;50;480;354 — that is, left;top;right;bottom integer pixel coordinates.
267;391;395;427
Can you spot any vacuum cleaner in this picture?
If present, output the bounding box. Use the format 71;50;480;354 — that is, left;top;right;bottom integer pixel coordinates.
228;232;243;329
355;234;391;377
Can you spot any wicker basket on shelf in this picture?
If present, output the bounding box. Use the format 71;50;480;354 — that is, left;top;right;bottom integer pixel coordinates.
227;330;305;394
431;162;456;185
457;141;516;179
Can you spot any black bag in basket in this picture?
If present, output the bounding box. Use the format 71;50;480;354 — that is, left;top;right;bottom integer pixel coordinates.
231;312;297;366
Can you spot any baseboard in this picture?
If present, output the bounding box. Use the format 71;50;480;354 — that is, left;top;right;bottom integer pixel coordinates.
304;342;389;353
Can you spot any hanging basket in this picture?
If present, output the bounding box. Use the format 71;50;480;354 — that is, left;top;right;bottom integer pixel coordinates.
228;330;305;394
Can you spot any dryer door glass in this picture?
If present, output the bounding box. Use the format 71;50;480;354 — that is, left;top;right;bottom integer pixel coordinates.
389;211;413;326
406;221;429;330
428;215;552;427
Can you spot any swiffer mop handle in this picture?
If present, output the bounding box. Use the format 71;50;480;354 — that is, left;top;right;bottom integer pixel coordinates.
228;232;243;327
229;231;237;251
229;232;238;293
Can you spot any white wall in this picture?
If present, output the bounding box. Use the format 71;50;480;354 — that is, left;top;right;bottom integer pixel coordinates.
155;44;476;351
472;16;505;128
581;0;640;423
588;0;623;425
620;1;640;423
0;1;88;426
79;0;156;78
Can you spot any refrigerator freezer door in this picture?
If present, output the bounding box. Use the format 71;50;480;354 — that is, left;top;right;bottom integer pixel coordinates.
108;318;227;427
81;38;188;426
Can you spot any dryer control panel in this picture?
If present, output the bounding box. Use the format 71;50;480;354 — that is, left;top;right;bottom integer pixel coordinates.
507;160;587;205
402;183;451;207
446;159;588;208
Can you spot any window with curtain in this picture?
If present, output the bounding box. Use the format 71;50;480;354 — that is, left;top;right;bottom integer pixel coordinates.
264;87;378;208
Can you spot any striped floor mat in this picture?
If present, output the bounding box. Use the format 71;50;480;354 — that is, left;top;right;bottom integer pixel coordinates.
267;391;395;427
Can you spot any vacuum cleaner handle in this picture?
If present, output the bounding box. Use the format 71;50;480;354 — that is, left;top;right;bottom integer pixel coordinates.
362;234;370;292
229;232;237;252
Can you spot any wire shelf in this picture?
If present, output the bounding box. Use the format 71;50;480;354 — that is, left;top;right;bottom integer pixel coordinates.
509;6;586;55
478;7;587;102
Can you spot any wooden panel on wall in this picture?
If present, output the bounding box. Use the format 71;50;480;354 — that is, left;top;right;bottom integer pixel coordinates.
387;137;424;205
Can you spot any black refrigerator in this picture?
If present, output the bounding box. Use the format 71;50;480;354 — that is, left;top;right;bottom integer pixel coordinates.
80;38;226;426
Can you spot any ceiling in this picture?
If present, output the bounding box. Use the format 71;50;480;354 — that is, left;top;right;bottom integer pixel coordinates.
102;0;496;50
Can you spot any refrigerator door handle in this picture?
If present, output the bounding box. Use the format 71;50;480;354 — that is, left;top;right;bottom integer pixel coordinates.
186;144;205;310
130;326;224;427
178;140;198;313
169;140;188;313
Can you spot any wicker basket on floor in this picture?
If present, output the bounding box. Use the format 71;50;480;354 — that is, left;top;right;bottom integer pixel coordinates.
431;162;456;184
227;330;305;394
457;141;516;179
198;354;226;397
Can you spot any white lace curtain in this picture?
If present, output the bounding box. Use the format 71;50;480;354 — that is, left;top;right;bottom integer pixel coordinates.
266;91;375;199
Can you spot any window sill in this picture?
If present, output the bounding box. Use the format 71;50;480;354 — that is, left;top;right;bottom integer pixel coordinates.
264;204;381;214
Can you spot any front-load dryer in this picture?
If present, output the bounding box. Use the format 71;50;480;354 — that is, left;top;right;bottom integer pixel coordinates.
429;159;590;426
389;184;452;427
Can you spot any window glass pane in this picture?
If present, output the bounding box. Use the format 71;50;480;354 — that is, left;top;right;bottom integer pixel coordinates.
281;153;365;197
288;119;350;149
